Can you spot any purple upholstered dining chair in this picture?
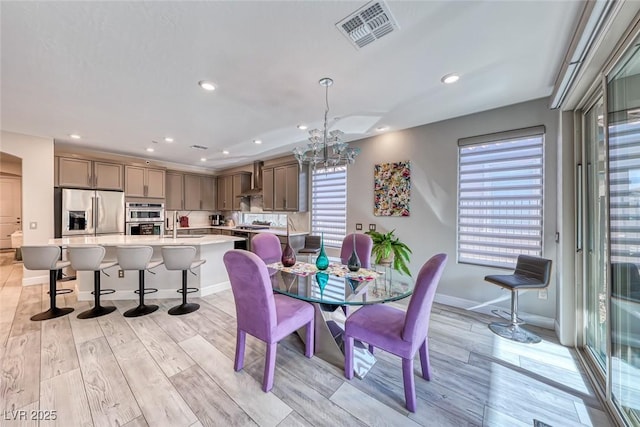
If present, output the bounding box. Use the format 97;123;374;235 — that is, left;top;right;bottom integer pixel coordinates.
344;253;447;412
340;233;373;268
251;233;282;265
223;249;314;392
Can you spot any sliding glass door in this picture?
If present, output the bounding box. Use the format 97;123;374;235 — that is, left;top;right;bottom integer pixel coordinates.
606;40;640;425
581;32;640;426
583;97;608;373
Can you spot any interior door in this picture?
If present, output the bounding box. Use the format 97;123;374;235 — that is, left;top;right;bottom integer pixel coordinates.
0;177;21;249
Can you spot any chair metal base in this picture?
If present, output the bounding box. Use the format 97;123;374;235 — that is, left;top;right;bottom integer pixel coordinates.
489;322;541;344
123;304;159;317
31;307;74;321
168;302;200;315
77;305;117;319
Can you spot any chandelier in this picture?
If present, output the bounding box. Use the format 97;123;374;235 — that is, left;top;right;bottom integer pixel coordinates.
293;77;360;169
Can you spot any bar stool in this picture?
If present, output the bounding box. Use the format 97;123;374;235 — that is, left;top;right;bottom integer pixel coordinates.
21;245;74;321
116;246;163;317
161;246;205;315
68;245;117;319
484;255;552;343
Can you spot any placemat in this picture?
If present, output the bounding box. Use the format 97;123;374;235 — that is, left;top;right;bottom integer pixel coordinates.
267;261;382;281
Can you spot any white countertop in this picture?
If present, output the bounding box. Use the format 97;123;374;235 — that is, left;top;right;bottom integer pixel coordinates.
49;234;242;246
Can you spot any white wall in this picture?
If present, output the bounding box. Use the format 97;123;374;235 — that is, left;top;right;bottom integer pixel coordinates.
1;130;55;284
346;98;560;324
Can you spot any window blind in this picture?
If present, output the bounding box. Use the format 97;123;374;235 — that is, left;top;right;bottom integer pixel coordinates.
457;127;544;269
311;166;347;248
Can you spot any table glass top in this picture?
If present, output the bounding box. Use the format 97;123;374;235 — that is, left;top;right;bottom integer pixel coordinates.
267;257;413;305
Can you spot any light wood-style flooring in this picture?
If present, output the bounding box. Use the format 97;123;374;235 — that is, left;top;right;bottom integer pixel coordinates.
0;250;613;426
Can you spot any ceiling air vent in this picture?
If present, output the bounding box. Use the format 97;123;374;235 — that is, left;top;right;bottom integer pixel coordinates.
190;144;208;150
336;1;399;49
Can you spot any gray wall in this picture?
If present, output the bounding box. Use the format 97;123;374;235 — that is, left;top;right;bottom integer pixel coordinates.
346;98;560;322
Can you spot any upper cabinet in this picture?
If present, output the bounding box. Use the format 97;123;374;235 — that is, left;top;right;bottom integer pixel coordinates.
262;167;274;211
263;162;307;212
216;172;250;211
167;172;215;211
166;171;184;210
184;174;215;210
58;157;123;190
125;165;165;198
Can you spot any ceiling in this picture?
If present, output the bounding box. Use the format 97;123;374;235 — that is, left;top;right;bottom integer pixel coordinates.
1;1;584;170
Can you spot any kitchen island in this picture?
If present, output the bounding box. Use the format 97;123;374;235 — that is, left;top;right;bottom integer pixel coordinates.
48;234;243;301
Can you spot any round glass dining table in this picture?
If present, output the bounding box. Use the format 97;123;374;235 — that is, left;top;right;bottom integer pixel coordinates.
267;257;414;306
266;256;414;378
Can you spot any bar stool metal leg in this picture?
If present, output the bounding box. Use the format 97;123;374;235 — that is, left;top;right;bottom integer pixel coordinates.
77;270;117;319
488;290;541;344
124;270;159;317
30;269;74;321
168;270;200;315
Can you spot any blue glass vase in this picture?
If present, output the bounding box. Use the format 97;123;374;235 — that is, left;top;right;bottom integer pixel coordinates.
316;232;329;271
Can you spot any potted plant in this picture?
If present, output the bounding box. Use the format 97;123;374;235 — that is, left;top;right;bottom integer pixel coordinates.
365;229;412;276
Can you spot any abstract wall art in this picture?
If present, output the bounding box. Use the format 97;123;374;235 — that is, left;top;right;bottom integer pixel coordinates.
373;161;410;216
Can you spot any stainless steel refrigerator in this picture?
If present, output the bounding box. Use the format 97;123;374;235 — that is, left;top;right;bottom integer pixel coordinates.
59;188;125;236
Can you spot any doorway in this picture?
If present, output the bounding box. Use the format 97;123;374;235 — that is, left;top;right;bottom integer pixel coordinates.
0;152;22;250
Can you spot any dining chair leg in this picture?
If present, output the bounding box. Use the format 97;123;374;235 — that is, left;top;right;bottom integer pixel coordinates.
402;357;416;412
344;335;354;380
234;329;246;371
305;320;314;358
419;339;431;380
263;342;277;392
368;344;375;354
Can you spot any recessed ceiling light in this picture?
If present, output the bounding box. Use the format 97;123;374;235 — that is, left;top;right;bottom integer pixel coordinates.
376;126;389;132
69;134;81;139
164;137;174;143
146;148;155;152
254;139;262;144
441;73;460;84
222;150;229;155
200;157;207;162
297;124;308;130
198;80;216;91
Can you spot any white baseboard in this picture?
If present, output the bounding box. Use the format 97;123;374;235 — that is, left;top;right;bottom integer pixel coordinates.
434;293;555;330
22;275;49;286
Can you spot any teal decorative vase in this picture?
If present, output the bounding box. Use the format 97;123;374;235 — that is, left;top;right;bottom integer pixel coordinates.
347;233;361;272
316;272;329;298
315;232;329;270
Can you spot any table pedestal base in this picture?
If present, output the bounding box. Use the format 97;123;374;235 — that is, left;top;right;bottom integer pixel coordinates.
298;303;376;379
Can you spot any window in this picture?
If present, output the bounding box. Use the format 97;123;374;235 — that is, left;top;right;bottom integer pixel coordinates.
457;126;545;269
311;165;347;248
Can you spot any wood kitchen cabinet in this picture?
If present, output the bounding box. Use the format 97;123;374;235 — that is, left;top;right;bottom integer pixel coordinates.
262;167;274;210
58;157;123;190
263;163;307;212
184;174;215;210
166;171;184;210
201;175;215;210
216;172;250;211
125;165;165;198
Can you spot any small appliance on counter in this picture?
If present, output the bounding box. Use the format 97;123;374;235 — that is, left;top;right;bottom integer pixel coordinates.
179;216;190;227
210;214;224;226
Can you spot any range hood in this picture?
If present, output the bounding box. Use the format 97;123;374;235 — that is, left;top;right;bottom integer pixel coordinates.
238;161;263;197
